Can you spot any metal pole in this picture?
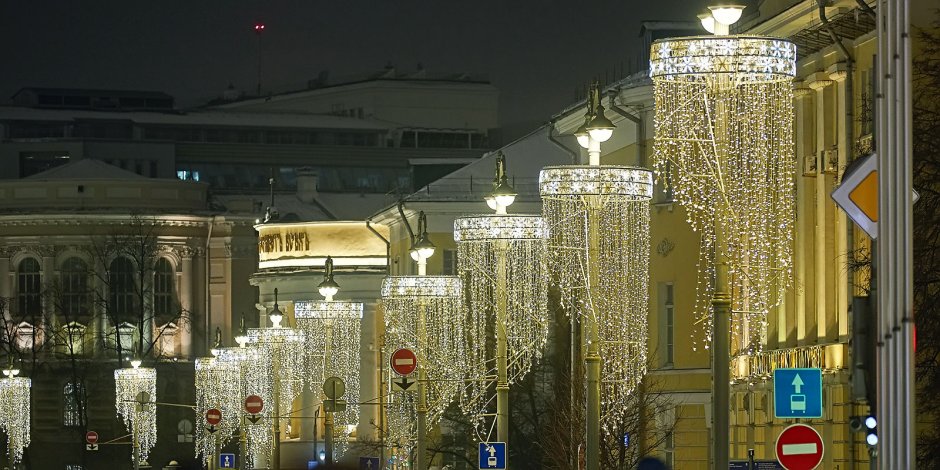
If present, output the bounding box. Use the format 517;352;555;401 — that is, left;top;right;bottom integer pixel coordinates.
585;202;601;470
325;411;334;465
133;419;140;470
239;413;247;470
496;240;510;453
713;225;731;470
415;258;428;470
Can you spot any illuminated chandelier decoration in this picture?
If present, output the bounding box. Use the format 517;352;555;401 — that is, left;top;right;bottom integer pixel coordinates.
454;154;549;433
215;345;268;468
195;351;241;465
295;256;363;458
246;289;305;469
115;360;157;463
650;31;796;356
0;363;30;465
540;165;652;431
382;213;466;455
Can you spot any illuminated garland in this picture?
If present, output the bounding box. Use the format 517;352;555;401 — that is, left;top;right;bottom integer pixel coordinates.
215;347;270;469
245;327;305;468
382;276;465;453
0;377;30;464
114;367;157;463
453;214;550;433
295;301;363;457
194;357;241;464
539;165;652;433
651;35;796;358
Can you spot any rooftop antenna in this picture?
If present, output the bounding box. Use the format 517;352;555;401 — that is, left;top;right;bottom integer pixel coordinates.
264;168;279;223
253;21;266;96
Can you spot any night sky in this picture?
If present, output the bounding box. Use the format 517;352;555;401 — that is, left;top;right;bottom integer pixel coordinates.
1;0;704;130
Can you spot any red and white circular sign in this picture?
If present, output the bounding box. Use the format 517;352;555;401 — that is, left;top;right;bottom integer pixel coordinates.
244;395;264;414
390;348;417;376
85;431;99;445
776;424;824;470
205;408;222;426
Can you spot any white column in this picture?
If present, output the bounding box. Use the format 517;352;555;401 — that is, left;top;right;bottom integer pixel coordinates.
179;251;194;357
793;84;813;346
829;63;851;342
808;73;833;343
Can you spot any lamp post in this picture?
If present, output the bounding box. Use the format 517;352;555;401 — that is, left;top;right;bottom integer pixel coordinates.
649;5;796;468
454;153;549;455
213;322;256;470
246;288;305;470
0;361;30;470
196;340;240;470
115;359;157;470
540;81;653;470
295;257;363;464
382;212;465;470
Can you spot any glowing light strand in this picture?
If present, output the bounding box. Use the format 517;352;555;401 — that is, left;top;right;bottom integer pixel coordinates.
651;35;796;360
0;377;30;464
453;214;550;433
539;165;652;434
114;367;157;463
295;300;363;457
382;276;465;455
194;357;241;464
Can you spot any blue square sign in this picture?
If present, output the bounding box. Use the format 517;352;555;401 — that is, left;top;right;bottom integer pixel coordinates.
773;367;823;419
478;442;506;469
219;453;236;469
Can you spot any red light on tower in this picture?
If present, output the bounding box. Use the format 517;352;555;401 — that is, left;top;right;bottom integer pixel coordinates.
254;23;265;34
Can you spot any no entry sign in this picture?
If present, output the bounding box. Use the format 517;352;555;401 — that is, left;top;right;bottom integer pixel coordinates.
775;424;824;470
206;408;222;426
390;348;417;376
85;431;98;444
244;395;264;414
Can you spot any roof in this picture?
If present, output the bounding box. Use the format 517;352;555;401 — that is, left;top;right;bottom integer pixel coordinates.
213;191;397;223
12;87;173;100
26;159;146;180
0;106;391;131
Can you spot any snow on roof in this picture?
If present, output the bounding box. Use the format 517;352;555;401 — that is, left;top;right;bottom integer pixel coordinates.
0;106;391;131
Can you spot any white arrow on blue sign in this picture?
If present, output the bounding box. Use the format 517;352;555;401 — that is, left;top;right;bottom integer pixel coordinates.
478;442;506;469
773;368;823;419
219;453;236;469
360;456;381;469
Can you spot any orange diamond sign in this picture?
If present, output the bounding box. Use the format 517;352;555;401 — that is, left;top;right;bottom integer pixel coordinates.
832;153;879;239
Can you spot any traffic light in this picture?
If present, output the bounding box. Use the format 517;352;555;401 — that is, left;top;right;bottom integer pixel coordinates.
851;414;878;446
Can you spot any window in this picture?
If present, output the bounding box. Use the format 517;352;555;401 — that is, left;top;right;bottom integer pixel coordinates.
60;257;89;320
63;382;85;427
16;258;42;317
659;282;675;367
19;151;70;177
156;322;180;357
664;430;675;467
153;258;176;317
108;257;137;320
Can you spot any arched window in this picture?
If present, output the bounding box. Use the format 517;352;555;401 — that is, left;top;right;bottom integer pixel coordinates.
16;258;42;317
60;257;89;320
153;258;176;317
63;382;85;427
108;257;136;321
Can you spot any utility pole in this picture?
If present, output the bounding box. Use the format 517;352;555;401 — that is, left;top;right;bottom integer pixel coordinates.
253;22;265;96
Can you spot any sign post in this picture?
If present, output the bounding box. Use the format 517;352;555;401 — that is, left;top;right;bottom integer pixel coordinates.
773;368;822;419
390;348;417;392
478;442;507;470
85;431;99;451
775;424;824;470
244;395;264;424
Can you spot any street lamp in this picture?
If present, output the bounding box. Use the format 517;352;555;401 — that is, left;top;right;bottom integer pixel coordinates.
295;256;363;463
246;288;305;469
575;80;615;165
214;345;259;470
115;359;157;470
540;83;653;470
649;4;796;468
383;211;465;469
0;360;30;469
454;153;549;452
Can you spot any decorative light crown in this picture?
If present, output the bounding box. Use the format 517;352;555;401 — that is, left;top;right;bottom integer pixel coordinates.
649;36;796;82
540;166;653;199
381;276;463;298
454;214;548;241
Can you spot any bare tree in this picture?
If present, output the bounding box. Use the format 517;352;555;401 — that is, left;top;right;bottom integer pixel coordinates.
913;12;940;469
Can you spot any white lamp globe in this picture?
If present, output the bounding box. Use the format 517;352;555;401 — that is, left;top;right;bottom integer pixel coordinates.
866;433;879;446
576;133;591;149
698;12;716;34
587;127;613;143
708;5;745;26
485;195;498;211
